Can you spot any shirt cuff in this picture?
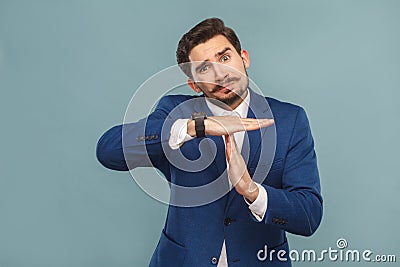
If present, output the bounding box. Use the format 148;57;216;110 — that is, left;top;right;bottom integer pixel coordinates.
244;183;268;222
169;119;194;150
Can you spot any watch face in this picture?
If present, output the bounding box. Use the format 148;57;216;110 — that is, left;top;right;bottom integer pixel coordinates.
191;112;207;120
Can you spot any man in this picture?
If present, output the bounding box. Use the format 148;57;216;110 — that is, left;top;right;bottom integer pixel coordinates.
96;18;322;266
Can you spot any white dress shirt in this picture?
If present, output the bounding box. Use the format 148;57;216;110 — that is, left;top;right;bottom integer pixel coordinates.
168;90;268;266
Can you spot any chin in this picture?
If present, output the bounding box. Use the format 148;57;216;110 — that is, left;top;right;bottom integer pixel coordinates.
218;93;242;106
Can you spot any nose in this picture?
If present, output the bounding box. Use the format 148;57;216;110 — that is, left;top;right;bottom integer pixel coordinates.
213;63;229;84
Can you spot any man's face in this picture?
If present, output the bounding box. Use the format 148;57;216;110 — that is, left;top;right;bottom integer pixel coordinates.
187;35;250;109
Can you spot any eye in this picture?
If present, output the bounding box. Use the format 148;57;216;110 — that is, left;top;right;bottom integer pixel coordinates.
199;64;210;73
220;55;230;62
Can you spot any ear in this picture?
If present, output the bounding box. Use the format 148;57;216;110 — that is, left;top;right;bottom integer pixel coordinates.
240;49;250;68
187;78;202;93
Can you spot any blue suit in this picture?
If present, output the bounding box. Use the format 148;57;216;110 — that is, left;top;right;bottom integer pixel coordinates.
96;89;323;266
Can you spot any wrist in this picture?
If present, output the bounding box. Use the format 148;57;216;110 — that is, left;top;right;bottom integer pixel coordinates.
187;120;196;137
244;182;259;203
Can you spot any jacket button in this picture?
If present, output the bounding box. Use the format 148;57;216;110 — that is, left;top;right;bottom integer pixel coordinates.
224;218;232;226
211;256;218;265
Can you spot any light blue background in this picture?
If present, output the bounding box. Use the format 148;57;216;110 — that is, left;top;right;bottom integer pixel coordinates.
1;0;399;266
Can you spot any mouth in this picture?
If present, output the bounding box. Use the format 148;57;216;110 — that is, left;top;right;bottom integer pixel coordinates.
215;83;234;93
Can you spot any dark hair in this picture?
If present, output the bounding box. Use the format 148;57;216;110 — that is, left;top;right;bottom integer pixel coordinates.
176;18;242;78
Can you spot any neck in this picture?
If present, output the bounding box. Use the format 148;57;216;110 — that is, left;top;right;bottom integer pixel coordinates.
228;98;244;110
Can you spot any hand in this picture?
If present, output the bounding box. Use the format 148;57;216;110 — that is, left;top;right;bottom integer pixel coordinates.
225;134;259;203
187;116;274;137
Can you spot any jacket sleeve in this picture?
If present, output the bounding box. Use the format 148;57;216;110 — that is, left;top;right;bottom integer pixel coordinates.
96;95;177;173
261;107;323;236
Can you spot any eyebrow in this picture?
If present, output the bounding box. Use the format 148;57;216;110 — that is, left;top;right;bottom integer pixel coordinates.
215;47;231;58
194;47;232;73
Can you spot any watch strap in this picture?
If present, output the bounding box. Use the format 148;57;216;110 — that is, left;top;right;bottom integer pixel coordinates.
191;112;207;138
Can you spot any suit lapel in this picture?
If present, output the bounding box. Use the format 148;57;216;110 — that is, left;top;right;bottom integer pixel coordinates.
245;92;272;170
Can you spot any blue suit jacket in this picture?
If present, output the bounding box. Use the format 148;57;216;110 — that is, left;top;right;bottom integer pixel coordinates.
96;90;323;266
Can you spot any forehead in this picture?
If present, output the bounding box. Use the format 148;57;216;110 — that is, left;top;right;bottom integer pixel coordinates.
188;35;235;62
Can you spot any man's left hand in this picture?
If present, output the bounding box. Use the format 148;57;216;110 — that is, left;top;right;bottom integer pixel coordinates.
225;134;259;203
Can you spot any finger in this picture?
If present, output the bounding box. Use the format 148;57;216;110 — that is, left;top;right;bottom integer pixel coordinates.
242;118;274;125
259;119;274;127
225;134;231;162
229;134;238;149
242;119;274;131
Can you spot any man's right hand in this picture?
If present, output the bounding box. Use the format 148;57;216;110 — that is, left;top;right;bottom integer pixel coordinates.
187;116;274;137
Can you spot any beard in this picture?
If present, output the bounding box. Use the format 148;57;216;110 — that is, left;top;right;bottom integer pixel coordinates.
210;74;249;107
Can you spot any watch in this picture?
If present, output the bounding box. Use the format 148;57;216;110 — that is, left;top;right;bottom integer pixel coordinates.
191;112;207;138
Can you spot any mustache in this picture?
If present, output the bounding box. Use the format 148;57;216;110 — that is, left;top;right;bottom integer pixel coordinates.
211;76;241;93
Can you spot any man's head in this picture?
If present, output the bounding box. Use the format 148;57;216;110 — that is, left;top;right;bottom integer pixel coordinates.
176;18;250;109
